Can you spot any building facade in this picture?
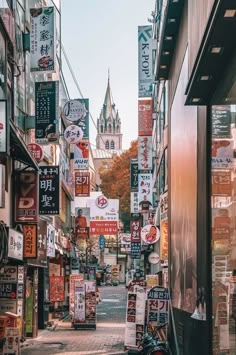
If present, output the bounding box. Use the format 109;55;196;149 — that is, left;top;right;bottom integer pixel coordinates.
152;0;236;354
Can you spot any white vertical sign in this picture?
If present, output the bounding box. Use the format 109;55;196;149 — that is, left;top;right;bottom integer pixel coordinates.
0;100;7;153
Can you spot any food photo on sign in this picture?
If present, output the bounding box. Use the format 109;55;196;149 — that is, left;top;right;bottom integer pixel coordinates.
141;224;160;244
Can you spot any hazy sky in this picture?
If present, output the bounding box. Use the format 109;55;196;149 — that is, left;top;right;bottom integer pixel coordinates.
61;0;155;150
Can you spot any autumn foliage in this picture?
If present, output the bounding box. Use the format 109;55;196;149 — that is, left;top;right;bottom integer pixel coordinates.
99;140;138;226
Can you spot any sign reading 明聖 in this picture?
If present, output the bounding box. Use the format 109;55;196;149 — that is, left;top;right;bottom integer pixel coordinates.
39;166;60;215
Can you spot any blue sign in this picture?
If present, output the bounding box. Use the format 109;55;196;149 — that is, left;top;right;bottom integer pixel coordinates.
99;235;105;250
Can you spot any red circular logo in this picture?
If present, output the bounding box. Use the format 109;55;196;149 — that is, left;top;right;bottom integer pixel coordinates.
27;143;43;162
96;195;108;209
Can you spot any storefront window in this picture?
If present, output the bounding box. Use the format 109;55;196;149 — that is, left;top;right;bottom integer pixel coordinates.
211;105;236;354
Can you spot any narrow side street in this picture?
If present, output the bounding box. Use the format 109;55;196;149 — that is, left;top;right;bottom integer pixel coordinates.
21;284;128;355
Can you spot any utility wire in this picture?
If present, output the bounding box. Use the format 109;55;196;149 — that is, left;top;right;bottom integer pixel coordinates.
61;42;108;149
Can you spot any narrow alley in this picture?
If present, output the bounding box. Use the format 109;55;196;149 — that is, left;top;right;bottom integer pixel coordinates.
21;285;128;355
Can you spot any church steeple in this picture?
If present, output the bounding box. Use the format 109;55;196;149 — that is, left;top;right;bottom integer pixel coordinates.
96;72;122;150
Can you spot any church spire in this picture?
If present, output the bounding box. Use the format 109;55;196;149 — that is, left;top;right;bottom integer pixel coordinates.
103;70;114;119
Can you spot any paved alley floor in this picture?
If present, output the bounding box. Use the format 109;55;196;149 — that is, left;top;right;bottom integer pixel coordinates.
21;284;129;355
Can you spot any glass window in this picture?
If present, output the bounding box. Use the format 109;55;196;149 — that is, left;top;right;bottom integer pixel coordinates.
110;140;115;149
105;140;109;149
211;104;236;354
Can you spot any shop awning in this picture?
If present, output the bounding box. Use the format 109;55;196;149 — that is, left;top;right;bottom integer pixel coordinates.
185;0;236;105
10;120;39;170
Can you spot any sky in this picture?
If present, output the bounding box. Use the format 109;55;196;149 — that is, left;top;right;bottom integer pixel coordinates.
61;0;155;150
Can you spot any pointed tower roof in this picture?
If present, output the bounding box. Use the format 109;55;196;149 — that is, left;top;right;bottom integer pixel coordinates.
103;71;115;119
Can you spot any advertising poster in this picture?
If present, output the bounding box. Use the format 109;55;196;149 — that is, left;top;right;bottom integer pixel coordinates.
75;207;90;239
212;139;233;168
146;275;159;293
212;106;232;138
138;136;152;170
14;171;38;223
49;276;64;302
30;7;56;72
74;140;89;170
138;173;153;212
212;170;232;196
75;172;90;197
147;286;169;326
90;221;117;235
131;219;141;259
138;25;153;98
74;281;85;323
138;99;153;135
8;229;23;261
39;166;60;214
47;224;55;257
35;81;59;144
23;224;37;258
84;281;96;325
69;274;84;315
124;285;146;350
130;159;138;191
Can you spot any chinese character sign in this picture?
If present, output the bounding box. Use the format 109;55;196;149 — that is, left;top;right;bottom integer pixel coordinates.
39;166;60;215
130;160;138;191
138;136;152;170
30;7;56;72
138;25;153;98
75;172;90;197
35;81;59;144
138;173;153;212
138;99;152;135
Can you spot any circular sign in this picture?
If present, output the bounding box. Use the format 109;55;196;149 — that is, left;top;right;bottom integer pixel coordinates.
64;125;83;144
148;252;160;264
96;195;108;209
141;224;160;244
63;99;87;122
27;143;43;162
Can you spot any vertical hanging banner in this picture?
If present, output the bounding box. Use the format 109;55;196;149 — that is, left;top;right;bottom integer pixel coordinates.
138;173;153;212
14;171;38;223
39;166;60;215
75;172;90;197
138;136;152;170
130;159;138;191
30;7;56;72
130;192;139;214
74;140;89;170
138;25;153;98
35;81;59;144
147;286;169;326
130;219;141;259
47;224;55;257
138;99;153;135
0;100;7;153
23;225;37;258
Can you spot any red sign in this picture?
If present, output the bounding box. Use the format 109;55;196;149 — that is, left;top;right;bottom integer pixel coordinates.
49;276;64;302
75;172;90;197
90;221;117;235
23;224;37;258
138;99;152;136
15;171;38;222
27;143;43;162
